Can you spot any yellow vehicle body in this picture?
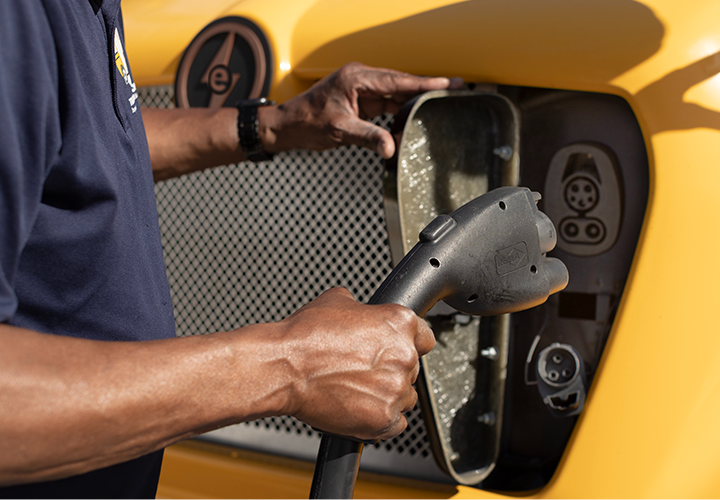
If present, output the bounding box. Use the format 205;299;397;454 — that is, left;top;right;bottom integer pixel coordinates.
124;0;720;497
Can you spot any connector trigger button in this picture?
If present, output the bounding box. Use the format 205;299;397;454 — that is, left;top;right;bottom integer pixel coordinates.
419;214;457;243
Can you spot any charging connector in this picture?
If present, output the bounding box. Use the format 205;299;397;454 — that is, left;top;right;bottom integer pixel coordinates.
536;343;586;416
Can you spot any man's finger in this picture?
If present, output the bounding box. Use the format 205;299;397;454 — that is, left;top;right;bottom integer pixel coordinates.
415;318;436;357
335;115;396;159
359;73;452;97
356;67;463;98
401;388;419;414
379;413;408;441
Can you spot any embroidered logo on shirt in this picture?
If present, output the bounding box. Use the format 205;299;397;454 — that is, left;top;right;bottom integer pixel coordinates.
114;28;139;113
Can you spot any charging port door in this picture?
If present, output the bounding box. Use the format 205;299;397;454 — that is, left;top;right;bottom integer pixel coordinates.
384;89;519;485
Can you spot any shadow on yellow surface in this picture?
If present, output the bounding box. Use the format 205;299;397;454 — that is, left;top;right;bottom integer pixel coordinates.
291;0;663;90
289;0;720;138
158;440;459;499
635;51;720;133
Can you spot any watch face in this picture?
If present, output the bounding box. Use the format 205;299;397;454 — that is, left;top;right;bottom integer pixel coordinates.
175;17;273;108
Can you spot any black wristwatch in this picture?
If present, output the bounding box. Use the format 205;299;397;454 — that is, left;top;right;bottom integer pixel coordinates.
236;98;275;163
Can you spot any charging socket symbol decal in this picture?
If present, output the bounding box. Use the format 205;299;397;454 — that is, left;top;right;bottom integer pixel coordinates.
543;144;622;257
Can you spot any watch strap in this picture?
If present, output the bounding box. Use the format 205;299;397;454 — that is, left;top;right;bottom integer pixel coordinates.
236;98;275;162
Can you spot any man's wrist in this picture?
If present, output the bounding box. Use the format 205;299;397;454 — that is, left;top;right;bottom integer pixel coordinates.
236;98;275;162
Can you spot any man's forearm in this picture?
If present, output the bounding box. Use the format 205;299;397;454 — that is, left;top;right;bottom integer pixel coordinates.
0;288;433;487
0;322;292;486
142;107;247;181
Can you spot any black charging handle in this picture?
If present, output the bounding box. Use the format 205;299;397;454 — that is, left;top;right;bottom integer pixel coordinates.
309;186;568;499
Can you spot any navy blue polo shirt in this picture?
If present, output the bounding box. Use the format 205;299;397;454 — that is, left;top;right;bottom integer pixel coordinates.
0;0;175;497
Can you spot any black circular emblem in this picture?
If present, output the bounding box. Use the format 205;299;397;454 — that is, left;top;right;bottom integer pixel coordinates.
208;64;233;94
175;17;273;108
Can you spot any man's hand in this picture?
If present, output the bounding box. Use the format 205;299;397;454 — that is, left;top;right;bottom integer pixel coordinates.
277;288;435;441
144;62;461;180
0;288;434;484
260;62;464;159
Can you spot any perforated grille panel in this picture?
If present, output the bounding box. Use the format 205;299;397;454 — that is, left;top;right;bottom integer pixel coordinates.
140;86;447;481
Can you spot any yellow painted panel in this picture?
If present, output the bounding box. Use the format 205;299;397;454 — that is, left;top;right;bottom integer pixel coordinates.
123;0;243;87
127;0;720;496
158;441;459;499
289;0;664;93
541;129;720;498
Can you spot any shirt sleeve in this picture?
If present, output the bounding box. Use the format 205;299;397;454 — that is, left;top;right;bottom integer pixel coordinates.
0;1;62;322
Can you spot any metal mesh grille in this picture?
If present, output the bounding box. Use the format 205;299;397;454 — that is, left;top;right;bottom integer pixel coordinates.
141;86;446;480
156;147;393;332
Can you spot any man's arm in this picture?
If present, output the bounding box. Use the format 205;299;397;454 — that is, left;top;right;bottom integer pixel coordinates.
0;288;434;486
144;63;463;180
0;62;447;487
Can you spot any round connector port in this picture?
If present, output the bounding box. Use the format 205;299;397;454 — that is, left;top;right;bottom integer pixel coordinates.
537;343;580;388
564;176;600;213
